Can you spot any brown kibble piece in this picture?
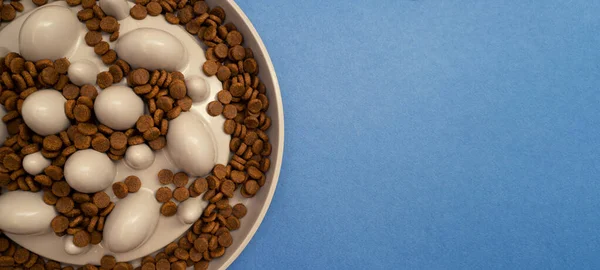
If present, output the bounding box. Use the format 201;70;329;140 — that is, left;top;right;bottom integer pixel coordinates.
155;186;172;203
92;135;110;152
34;174;52;186
110;132;127;149
100;16;119;33
62;84;80;100
43;190;58;205
40;67;59;85
147;2;162;16
192;177;208;194
229;82;245;97
86;18;100;31
148;136;166;150
136;115;154;132
56;197;74;214
165;12;179;24
131;68;150;85
173;172;189;187
100;255;117;269
143;127;160;141
97;71;114;89
73;230;91;247
202;60;219;76
74;104;91;122
112;182;129;199
52;181;71;197
77;122;98;135
108;65;124;83
217;65;231;81
81;202;99;216
232;203;247;218
218;232;233;247
101;50;117;65
169;79;187;99
194;237;208;253
74;134;92;149
54;58;70;74
94;41;110;55
217;90;232;104
224;119;236;134
222;104;237;119
220;180;235;198
125;175;141;192
93;192;111;208
173;187;189;202
177;96;192;111
43;135;62;151
130;4;147;19
85;31;103;46
160;201;177;216
206;101;223;116
244;180;259;195
110;31;120;42
226;31;243;46
1;4;16;21
51;215;69;233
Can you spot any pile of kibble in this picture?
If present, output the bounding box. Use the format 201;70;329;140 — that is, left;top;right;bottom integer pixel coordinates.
0;0;272;269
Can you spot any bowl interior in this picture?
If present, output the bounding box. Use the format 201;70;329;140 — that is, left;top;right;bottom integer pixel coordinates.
204;1;284;269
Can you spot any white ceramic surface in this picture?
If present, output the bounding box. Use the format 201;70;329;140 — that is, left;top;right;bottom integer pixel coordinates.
23;151;52;175
0;191;56;235
94;85;145;130
64;149;117;193
0;0;284;269
21;89;71;136
68;59;100;86
125;144;155;170
115;28;187;71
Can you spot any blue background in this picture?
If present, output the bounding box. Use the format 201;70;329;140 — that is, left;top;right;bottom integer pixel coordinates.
231;1;600;269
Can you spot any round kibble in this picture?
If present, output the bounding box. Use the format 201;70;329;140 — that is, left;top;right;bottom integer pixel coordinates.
77;122;98;135
136;115;154;132
202;60;219;76
160;201;177;216
177;96;192;111
173;187;189;202
229;82;245;97
194;237;208;253
222;104;237;119
1;4;16;21
220;180;235;198
54;58;70;74
218;232;233;247
73;230;91;247
86;18;100;31
217;65;231;81
148;136;166;150
73;104;91;122
248;98;263;113
93;192;111;208
101;50;117;65
207;101;223;116
85;31;103;46
100;16;119;33
62;84;80;100
217;90;232;105
223;119;236;134
230;45;245;61
226;31;243;46
97;71;114;89
56;197;74;214
94;42;110;55
131;68;150;85
110;132;127;150
108;65;124;83
232;203;247;218
100;255;117;269
147;2;162;16
51;215;69;233
244;180;259;195
172;172;189;187
81;202;99;216
74;134;92;149
51;181;71;197
130;4;147;19
40;67;58;85
92;135;110;152
43;135;62;151
112;182;129;199
169;80;187;99
155;187;172;203
193;177;208;194
125;175;141;192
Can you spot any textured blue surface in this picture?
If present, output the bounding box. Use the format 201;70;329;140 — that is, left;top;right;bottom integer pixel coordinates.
230;1;600;269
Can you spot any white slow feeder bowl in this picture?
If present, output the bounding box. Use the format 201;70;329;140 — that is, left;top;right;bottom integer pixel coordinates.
0;0;284;269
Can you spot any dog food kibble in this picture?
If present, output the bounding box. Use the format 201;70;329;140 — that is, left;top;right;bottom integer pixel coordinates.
40;67;58;85
51;181;71;197
96;71;114;89
100;16;119;33
110;132;127;149
56;197;74;214
147;2;162;16
130;4;147;19
101;50;117;65
155;187;173;203
131;68;150;85
51;215;69;233
92;135;110;152
112;182;129;199
202;60;219;76
160;201;177;216
124;175;141;192
136;115;154;132
73;230;91;247
157;169;173;185
85;31;103;46
81;202;99;216
169;80;187;99
207;101;223;116
100;255;117;269
173;187;189;202
172;172;189;187
92;192;111;208
73;104;91;122
232;203;247;218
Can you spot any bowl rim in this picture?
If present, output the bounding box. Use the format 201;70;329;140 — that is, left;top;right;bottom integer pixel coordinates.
217;1;285;269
